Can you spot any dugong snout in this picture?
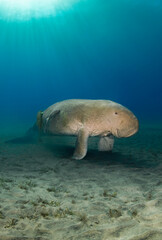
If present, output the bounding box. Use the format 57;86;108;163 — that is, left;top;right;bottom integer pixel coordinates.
129;115;139;136
116;115;139;138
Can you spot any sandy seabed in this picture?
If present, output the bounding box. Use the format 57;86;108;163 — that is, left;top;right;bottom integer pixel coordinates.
0;124;162;240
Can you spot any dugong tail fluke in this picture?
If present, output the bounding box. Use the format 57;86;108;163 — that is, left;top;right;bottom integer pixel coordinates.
5;110;44;144
5;123;39;144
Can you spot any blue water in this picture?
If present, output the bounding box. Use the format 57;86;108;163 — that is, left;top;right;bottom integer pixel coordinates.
0;0;162;134
0;2;162;239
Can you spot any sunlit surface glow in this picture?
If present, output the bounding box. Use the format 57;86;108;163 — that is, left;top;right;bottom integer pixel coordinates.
0;0;78;20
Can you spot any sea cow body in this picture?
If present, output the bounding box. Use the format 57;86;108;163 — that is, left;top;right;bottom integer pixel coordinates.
37;99;139;160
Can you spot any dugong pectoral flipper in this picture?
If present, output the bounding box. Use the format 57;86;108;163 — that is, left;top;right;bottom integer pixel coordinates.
98;135;114;151
72;128;89;160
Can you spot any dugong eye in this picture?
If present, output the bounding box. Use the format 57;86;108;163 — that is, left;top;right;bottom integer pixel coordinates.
115;112;118;115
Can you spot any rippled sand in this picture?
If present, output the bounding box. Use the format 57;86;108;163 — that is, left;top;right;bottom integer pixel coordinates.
0;124;162;240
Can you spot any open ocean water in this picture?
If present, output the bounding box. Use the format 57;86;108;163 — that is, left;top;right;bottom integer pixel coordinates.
0;0;162;239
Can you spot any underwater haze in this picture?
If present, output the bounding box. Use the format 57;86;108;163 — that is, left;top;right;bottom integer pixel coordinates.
0;1;162;240
0;0;162;134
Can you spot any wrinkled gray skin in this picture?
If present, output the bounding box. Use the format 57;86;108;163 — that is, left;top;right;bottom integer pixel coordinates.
41;99;139;160
6;99;139;160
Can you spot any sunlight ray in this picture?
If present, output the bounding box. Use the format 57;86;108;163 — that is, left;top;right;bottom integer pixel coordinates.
0;0;78;20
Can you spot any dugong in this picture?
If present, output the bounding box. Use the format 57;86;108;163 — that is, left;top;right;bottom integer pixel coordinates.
35;99;139;160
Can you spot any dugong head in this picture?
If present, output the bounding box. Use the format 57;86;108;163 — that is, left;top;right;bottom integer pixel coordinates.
107;102;139;138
